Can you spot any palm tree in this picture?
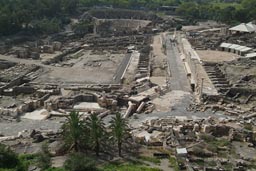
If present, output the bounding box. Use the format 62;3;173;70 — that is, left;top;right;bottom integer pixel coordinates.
86;113;105;156
62;111;86;152
110;112;129;157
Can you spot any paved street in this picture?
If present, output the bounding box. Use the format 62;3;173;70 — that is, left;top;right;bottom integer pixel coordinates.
128;34;235;128
165;36;190;91
113;53;132;83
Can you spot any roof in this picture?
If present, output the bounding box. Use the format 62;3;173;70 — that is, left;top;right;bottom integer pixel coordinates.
219;42;253;53
234;45;246;51
176;148;187;155
247;22;256;30
198;28;221;33
229;44;240;49
220;42;232;48
240;47;252;52
229;23;255;33
245;52;256;58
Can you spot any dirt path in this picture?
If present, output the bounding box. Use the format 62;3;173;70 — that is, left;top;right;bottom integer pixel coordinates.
151;33;167;77
150;33;168;87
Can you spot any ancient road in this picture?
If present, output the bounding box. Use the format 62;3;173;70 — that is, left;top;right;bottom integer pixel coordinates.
113;53;132;83
166;35;190;91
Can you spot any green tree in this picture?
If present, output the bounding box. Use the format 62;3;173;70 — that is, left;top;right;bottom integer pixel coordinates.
86;114;105;156
219;6;237;24
62;0;79;14
176;2;199;19
62;111;86;152
64;153;97;171
110;113;129;157
33;18;61;34
242;0;256;19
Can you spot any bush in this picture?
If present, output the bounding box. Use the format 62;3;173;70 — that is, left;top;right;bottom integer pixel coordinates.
200;134;215;142
169;157;179;171
45;168;66;171
37;143;51;170
176;25;182;31
0;144;19;169
0;144;29;171
64;153;97;171
18;154;38;171
244;123;253;131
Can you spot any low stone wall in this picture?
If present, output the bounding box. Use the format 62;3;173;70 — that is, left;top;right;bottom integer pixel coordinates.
43;47;81;64
0;60;16;69
73;94;98;103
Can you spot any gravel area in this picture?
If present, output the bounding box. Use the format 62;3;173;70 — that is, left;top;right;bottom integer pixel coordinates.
129;92;231;129
0;118;64;136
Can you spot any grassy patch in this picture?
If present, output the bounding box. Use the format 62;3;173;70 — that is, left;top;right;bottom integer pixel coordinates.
156;148;173;156
138;156;161;165
218;151;228;158
222;163;233;171
101;162;161;171
214;139;230;147
200;134;230;147
194;160;205;167
248;164;256;170
156;12;165;17
244;123;253;131
200;134;230;154
169;157;179;171
208;160;217;167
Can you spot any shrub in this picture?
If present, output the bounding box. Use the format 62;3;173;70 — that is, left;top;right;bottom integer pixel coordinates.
45;168;66;171
64;153;97;171
176;25;182;31
37;143;51;170
0;144;19;169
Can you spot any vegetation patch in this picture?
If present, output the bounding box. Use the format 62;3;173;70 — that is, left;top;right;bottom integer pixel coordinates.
169;156;180;171
101;161;161;171
200;134;230;154
45;168;66;171
138;156;161;165
222;162;233;171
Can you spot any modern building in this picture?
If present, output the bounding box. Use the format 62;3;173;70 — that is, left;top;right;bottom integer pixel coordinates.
229;22;256;33
219;42;253;56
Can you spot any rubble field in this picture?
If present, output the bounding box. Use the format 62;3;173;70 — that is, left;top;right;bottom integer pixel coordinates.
0;9;256;171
